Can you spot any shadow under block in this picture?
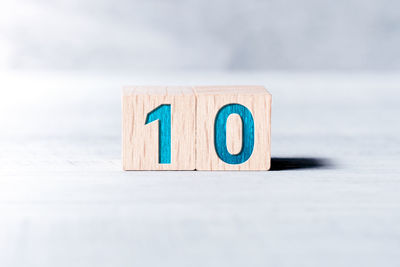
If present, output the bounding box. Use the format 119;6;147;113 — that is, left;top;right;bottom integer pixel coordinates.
122;86;196;170
194;86;271;170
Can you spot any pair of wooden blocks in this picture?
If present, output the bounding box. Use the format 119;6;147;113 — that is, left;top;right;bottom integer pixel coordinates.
122;86;271;170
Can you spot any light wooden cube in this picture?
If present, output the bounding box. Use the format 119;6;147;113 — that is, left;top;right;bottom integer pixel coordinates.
122;86;196;170
194;86;271;170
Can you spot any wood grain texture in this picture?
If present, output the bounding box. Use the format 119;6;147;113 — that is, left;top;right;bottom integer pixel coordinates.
194;86;271;170
226;114;242;154
122;86;195;170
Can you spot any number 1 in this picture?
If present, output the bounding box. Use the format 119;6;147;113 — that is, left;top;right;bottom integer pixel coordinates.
145;104;171;164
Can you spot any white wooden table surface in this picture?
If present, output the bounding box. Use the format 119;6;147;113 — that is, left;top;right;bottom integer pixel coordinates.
0;71;399;267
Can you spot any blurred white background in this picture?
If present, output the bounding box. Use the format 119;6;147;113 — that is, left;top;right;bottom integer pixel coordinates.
0;0;399;71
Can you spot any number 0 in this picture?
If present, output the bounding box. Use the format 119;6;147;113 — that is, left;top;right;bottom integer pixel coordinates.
214;104;255;164
145;104;171;164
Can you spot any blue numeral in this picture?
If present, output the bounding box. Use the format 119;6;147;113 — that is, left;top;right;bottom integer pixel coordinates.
145;104;171;164
214;104;255;164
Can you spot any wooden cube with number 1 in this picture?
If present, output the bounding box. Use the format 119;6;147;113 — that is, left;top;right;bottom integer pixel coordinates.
122;86;196;170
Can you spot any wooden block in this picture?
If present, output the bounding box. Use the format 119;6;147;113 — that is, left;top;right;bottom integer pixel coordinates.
122;86;196;170
194;86;271;170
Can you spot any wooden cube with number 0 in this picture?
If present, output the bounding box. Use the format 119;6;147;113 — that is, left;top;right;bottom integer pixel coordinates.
194;86;271;170
122;86;196;170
